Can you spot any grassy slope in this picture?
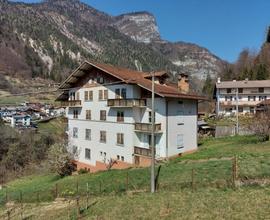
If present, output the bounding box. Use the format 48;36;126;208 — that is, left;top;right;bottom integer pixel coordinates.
1;135;270;219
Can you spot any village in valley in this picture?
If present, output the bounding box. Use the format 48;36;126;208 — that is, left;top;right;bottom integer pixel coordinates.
0;0;270;219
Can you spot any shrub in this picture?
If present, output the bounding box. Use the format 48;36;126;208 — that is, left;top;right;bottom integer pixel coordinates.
47;144;76;177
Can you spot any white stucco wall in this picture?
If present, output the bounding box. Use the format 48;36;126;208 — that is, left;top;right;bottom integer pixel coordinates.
67;83;198;167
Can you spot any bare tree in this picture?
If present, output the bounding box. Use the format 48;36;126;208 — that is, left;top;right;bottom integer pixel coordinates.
249;110;270;140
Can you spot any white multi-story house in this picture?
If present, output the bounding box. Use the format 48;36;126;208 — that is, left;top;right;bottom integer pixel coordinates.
57;61;205;172
215;78;270;115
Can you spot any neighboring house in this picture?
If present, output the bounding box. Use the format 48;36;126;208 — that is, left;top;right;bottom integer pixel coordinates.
57;61;205;172
214;78;270;116
11;115;31;128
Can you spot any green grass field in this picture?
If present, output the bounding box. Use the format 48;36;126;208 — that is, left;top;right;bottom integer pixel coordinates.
1;135;270;219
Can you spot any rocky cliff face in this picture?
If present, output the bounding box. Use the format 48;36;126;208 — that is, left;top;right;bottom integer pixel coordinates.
0;0;225;88
114;12;161;43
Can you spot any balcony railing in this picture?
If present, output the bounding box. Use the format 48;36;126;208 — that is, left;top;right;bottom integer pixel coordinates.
134;146;153;157
134;123;162;133
107;99;146;107
220;101;260;106
61;100;82;107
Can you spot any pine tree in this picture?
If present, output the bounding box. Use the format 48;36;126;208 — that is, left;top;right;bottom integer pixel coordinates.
256;64;268;80
202;74;214;97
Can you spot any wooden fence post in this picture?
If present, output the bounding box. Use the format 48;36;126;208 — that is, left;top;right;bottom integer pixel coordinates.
126;172;129;192
20;190;23;220
99;181;102;194
76;196;80;217
191;169;196;192
232;156;238;188
36;191;40;204
86;182;89;209
7;210;11;220
5;189;8;204
76;180;79;195
55;183;58;198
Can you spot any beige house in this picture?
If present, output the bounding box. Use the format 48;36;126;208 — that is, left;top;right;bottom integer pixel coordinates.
215;78;270;115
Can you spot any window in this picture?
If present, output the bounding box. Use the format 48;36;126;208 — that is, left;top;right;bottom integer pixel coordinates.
73;110;79;119
85;129;91;140
177;134;184;149
100;110;106;121
238;88;243;93
70;92;75;100
73;127;78;138
117;155;120;160
117;133;124;145
115;88;121;99
177;110;184;124
76;92;80;100
99;90;103;100
100;131;106;143
72;146;78;155
121;88;127;99
89;91;93;101
117;111;124;122
121;156;124;161
97;77;104;84
227;88;231;94
259;88;264;93
85;148;91;160
99;90;108;100
248;96;256;101
86;110;91;120
238;107;243;113
104;90;108;100
84;91;89;101
148;111;156;123
84;91;93;101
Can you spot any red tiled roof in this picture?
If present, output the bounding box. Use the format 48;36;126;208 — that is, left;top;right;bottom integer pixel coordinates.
58;60;207;100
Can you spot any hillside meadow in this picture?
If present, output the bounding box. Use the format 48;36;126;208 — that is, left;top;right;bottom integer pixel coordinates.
0;135;270;219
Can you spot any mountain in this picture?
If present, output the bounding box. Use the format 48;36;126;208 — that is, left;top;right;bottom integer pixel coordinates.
0;0;225;90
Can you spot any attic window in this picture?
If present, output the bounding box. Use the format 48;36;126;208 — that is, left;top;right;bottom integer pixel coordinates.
97;77;104;84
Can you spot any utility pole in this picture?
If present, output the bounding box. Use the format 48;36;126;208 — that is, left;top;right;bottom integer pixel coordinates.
236;88;239;135
151;72;155;193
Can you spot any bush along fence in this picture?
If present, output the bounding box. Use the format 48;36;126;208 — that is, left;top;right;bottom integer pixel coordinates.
1;155;269;219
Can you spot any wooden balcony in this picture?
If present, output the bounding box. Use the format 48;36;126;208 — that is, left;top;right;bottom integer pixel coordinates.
134;146;154;157
220;101;260;107
60;100;82;107
134;123;162;133
107;99;146;107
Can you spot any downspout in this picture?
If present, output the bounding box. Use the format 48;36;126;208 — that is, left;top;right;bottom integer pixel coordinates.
166;100;169;161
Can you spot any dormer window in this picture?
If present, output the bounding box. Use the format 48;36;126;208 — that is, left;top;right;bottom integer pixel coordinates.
97;77;104;84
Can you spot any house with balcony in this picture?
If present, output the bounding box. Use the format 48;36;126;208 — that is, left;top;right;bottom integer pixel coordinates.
57;60;205;172
215;78;270;116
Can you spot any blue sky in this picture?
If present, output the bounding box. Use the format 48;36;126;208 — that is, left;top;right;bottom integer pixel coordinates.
11;0;270;62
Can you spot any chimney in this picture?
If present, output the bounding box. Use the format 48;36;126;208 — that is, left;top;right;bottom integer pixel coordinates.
217;77;221;84
178;73;189;93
